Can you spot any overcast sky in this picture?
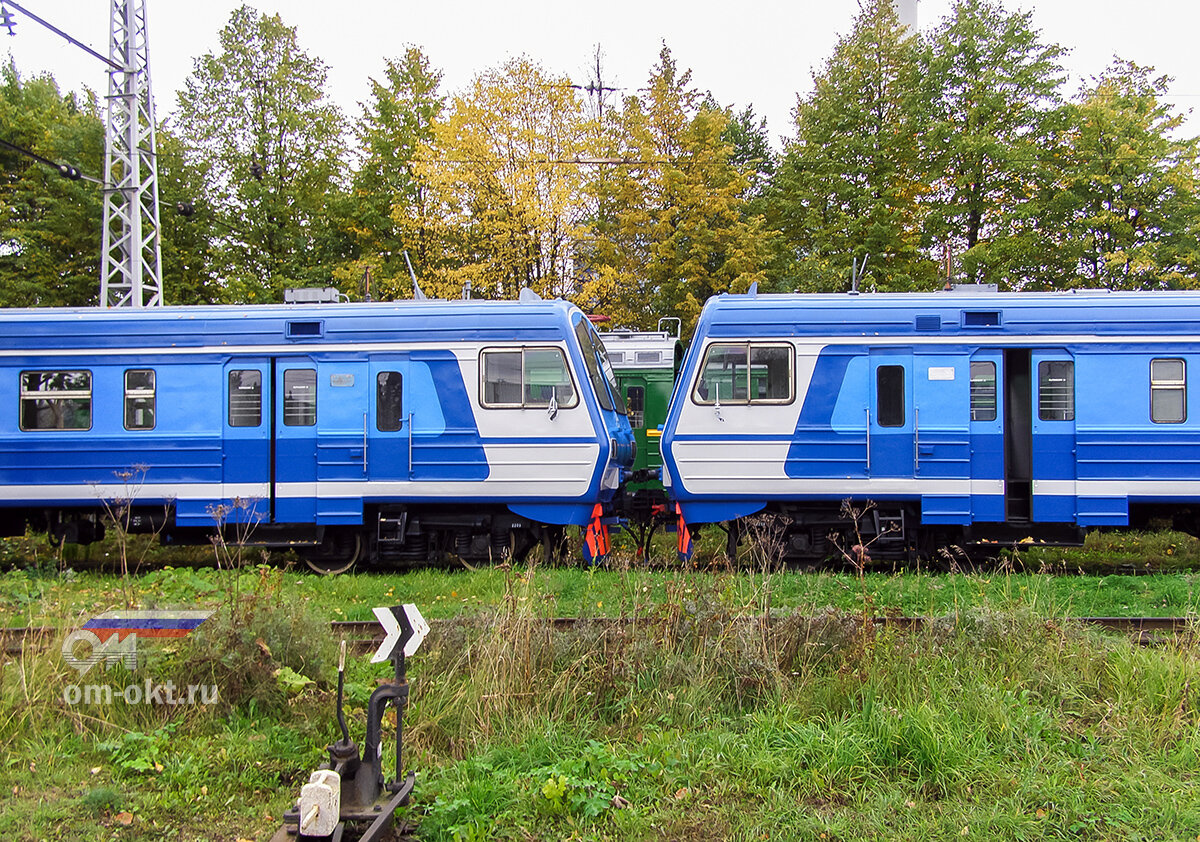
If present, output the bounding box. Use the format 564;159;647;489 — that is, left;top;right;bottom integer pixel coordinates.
4;0;1199;147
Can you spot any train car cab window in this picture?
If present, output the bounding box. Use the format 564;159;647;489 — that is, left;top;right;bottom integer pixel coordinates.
228;370;262;427
481;348;579;409
283;369;317;426
572;319;620;413
626;385;645;428
524;348;577;407
1038;361;1075;421
876;365;905;427
1151;358;1186;423
124;369;156;430
970;361;997;421
693;343;794;405
376;371;403;431
20;370;91;431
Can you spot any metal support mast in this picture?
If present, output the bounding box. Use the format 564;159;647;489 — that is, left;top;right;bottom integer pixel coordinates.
100;0;162;308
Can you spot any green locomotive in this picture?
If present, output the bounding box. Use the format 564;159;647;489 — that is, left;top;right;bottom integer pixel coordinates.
598;319;685;555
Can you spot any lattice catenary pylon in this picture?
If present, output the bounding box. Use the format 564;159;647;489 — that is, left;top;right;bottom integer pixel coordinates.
100;0;162;308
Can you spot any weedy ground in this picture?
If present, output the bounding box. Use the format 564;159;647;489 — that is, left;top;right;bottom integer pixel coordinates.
2;529;1200;840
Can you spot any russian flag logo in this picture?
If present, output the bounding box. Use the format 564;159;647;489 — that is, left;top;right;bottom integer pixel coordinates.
82;610;212;642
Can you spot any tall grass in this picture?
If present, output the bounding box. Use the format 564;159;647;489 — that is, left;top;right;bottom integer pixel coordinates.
405;558;1200;839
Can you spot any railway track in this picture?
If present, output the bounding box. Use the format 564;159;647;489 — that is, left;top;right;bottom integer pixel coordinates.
324;615;1197;650
6;616;1193;656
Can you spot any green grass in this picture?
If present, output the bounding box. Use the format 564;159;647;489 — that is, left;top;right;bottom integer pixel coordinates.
4;538;1200;840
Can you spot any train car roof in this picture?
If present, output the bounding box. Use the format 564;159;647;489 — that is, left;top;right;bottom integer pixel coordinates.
0;298;586;350
598;330;681;369
695;290;1200;338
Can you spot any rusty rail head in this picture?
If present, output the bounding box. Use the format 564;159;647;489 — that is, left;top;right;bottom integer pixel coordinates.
328;615;1195;638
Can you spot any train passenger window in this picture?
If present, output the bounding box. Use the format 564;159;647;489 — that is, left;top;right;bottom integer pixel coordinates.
20;370;91;431
1038;361;1075;421
283;369;317;426
1151;358;1186;423
626;386;645;428
124;369;156;430
876;365;905;427
481;348;579;409
970;361;997;422
376;372;403;431
693;343;794;405
228;370;262;427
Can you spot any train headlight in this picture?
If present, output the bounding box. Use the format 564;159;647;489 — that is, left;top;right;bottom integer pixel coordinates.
602;463;621;491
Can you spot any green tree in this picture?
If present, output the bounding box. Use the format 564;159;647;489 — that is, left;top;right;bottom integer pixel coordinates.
921;0;1068;286
769;0;934;292
0;64;104;306
155;126;222;304
580;45;772;332
1054;61;1200;289
720;103;775;199
337;46;445;300
175;5;347;302
415;57;596;300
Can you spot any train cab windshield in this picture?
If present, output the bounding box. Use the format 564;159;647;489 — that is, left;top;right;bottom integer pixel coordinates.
573;318;625;415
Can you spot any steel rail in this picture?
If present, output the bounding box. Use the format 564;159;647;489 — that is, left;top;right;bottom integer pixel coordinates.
5;616;1193;655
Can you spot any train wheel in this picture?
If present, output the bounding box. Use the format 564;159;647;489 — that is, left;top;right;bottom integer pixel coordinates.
301;531;362;575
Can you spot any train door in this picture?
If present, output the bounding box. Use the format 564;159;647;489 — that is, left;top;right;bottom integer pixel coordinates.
1002;349;1033;520
366;357;411;482
1030;350;1077;521
314;360;370;522
868;351;913;477
969;351;1005;521
274;359;319;523
222;359;271;523
912;351;973;522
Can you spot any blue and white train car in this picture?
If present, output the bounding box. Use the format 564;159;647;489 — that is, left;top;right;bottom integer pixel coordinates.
661;290;1200;560
0;298;634;570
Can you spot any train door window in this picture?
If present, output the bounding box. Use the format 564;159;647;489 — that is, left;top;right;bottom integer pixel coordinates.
283;369;317;426
124;369;156;430
970;361;997;421
228;370;262;427
1038;361;1074;421
481;348;579;409
876;365;905;427
376;371;403;431
626;385;645;427
1151;358;1186;423
694;343;793;405
19;370;92;431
